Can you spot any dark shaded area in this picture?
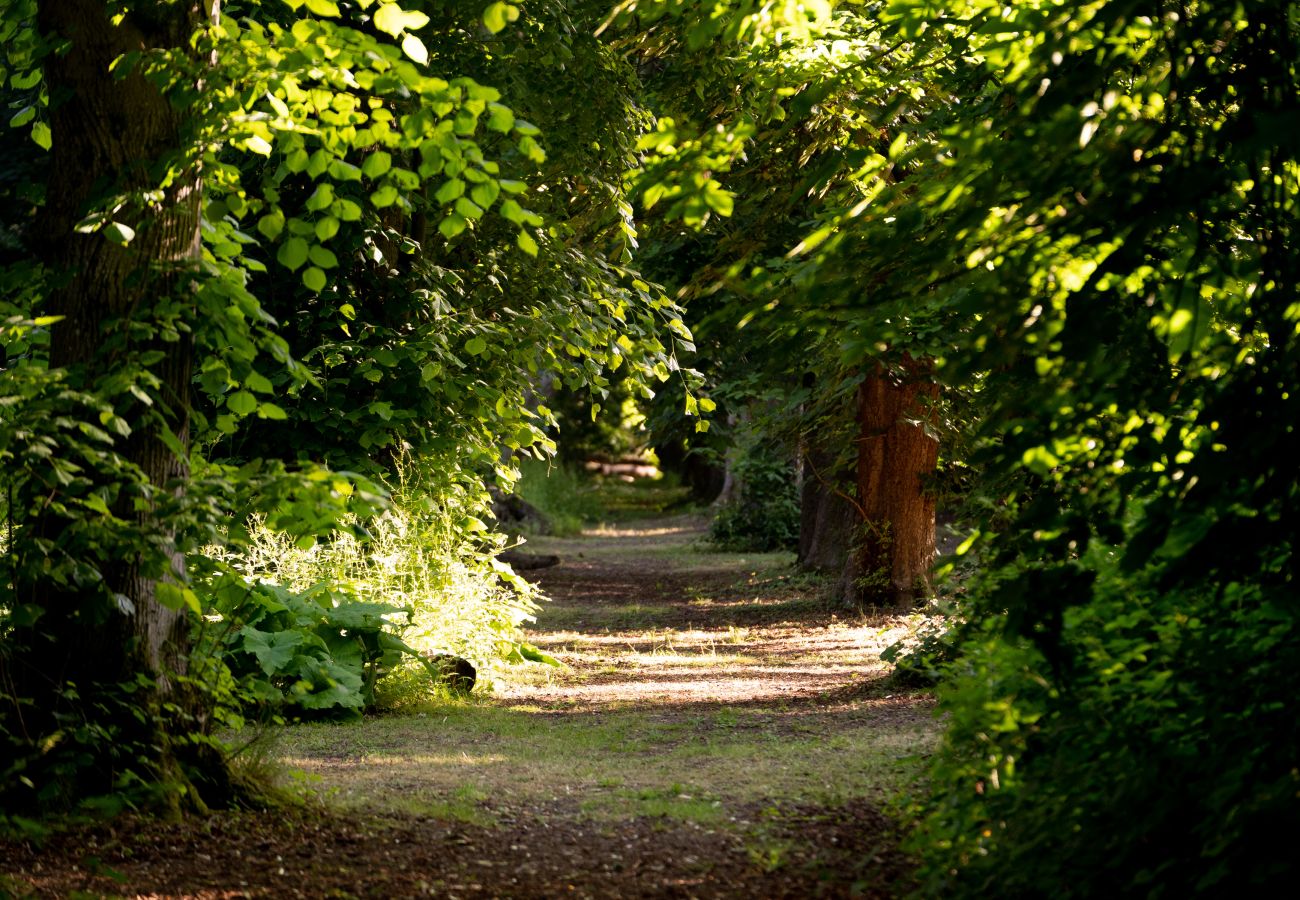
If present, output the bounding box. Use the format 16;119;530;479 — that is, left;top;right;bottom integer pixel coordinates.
0;796;914;899
490;487;552;535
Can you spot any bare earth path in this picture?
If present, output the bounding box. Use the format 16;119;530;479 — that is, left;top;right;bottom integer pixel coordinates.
2;514;937;898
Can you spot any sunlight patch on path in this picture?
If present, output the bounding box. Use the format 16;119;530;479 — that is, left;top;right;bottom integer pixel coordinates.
501;610;915;708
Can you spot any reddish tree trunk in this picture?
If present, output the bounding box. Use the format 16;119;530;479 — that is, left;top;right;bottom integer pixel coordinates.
850;357;939;611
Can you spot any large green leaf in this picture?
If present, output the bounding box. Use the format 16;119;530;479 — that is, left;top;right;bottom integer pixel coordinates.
239;626;306;676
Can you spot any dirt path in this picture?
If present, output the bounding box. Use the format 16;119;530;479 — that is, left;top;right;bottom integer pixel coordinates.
2;515;937;899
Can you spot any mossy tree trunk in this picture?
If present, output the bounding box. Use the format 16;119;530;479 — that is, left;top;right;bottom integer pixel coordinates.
2;0;218;812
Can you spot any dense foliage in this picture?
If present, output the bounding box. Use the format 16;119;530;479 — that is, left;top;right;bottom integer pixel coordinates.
777;2;1300;893
614;0;1299;891
0;0;689;817
707;441;800;552
2;0;1297;894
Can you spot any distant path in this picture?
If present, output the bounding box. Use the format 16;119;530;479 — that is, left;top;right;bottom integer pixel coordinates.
2;514;937;899
507;514;929;715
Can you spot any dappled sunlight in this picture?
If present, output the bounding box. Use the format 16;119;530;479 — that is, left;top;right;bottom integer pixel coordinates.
282;753;509;768
268;511;937;840
582;522;700;538
499;609;912;709
509;674;868;706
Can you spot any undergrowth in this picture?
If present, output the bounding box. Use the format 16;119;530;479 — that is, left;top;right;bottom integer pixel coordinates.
514;458;604;535
206;483;543;715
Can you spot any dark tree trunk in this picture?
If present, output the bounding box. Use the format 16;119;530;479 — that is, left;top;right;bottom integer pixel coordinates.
848;357;939;611
2;0;215;811
796;444;858;574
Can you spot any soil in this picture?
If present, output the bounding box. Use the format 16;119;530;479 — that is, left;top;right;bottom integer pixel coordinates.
1;514;935;899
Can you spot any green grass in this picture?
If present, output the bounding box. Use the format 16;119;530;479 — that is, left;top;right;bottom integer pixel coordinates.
513;459;605;535
586;475;695;519
272;700;936;826
513;460;696;535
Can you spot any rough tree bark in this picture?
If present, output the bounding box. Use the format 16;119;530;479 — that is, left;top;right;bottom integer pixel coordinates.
2;0;217;810
796;443;858;575
848;356;939;611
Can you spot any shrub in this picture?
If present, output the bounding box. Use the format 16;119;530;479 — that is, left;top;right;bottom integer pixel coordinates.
709;448;799;552
908;548;1300;897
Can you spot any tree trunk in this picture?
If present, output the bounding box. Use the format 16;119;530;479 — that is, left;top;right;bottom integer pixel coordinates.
2;0;214;812
848;357;939;611
797;443;858;574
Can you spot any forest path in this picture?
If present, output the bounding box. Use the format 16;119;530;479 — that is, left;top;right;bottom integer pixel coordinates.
271;514;937;897
3;514;937;899
507;514;909;710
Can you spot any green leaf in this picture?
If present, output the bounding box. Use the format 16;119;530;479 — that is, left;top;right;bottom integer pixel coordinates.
285;148;310;173
293;658;364;709
245;370;274;393
7;604;44;628
516;229;538;256
306;149;330;178
402;33;429;66
305;183;335;212
103;222;136;246
258;210;286;240
486;103;515;133
482;2;519;34
439;213;467;239
30;121;51;151
327;159;362;182
362;151;392;179
244;135;273;156
332;198;363;221
465;336;488;356
240;626;305;676
455;196;484;220
515;642;561;667
499;199;524;225
371;184;399;207
703;184;734;217
888;130;908;159
10;69;41;90
374;2;430;37
156;582;202;616
309;245;339;268
227;390;258;416
257;402;288;420
302;266;328;292
470;181;500;209
314;216;340;241
277;237;310;271
435;178;466;204
304;0;341;16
